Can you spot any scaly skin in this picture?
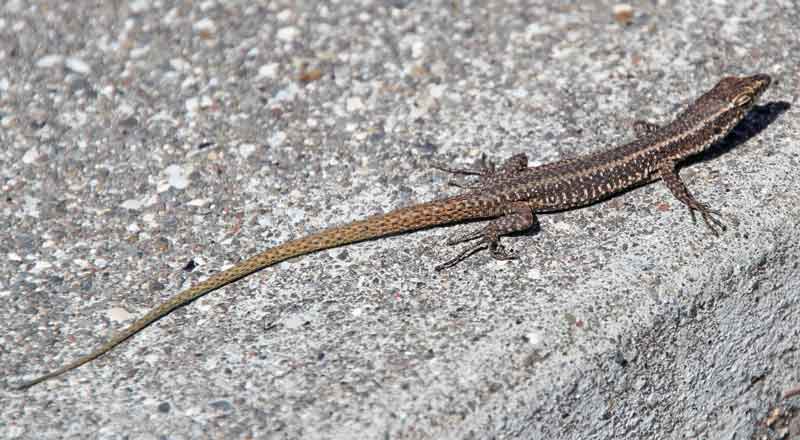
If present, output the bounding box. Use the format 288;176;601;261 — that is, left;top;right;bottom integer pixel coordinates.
15;74;771;389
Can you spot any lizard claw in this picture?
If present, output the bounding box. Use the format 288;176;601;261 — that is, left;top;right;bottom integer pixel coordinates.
436;203;535;270
435;237;517;271
688;202;725;236
435;240;488;271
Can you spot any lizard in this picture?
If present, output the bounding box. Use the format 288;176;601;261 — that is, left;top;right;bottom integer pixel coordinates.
14;73;771;389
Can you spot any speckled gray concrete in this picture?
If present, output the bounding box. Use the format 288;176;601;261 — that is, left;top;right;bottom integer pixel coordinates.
1;1;799;439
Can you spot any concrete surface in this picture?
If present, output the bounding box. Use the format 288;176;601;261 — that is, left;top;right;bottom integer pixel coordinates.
1;1;799;439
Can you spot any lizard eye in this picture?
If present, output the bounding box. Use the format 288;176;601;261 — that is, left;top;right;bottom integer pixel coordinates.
733;93;752;107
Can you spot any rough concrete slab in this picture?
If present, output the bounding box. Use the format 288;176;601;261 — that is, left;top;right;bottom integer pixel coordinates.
1;1;799;439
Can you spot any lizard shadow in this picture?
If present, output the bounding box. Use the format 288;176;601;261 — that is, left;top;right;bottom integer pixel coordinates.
685;100;791;164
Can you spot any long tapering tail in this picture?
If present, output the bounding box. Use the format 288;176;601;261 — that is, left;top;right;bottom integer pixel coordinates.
16;196;482;389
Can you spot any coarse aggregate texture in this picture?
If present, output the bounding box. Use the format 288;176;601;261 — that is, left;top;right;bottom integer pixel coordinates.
2;1;799;439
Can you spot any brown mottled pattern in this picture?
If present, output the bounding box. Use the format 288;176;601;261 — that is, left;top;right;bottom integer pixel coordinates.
15;74;771;389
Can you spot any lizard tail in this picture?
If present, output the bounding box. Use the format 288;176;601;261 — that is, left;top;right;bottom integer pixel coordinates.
16;197;480;389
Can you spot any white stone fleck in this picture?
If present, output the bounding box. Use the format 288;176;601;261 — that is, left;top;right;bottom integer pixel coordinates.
285;207;306;223
526;330;545;347
268;131;287;147
36;54;63;68
8;252;22;262
199;95;213;109
257;62;280;79
129;0;150;13
130;46;149;59
5;0;24;14
142;213;157;226
276;26;301;42
108;307;135;322
411;39;426;58
256;214;273;228
185;97;200;113
94;258;109;269
199;0;215;12
121;198;145;210
526;22;552;37
162;7;178;24
346;96;365;112
169;58;191;72
446;90;463;104
526;266;542;279
59;110;88;127
100;84;115;98
65;57;91;74
181;76;198;90
409;92;438;119
164;164;192;189
283;310;315;330
22;148;40;164
29;261;53;274
193;17;216;35
509;88;529;98
288;189;303;199
271;84;299;103
127;223;140;233
276;9;294;22
187;198;210;207
612;4;633;15
238;143;257;158
117;102;135;117
429;84;447;99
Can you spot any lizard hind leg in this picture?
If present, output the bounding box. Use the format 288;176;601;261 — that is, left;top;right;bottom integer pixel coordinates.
435;202;538;271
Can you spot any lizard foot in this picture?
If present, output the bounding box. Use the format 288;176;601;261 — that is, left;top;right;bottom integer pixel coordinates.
687;202;725;236
435;203;536;270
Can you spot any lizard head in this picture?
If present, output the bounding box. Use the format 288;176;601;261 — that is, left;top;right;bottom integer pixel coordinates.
715;73;771;112
679;74;771;136
670;74;771;157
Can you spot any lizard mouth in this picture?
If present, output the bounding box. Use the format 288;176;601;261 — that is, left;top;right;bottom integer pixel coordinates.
749;73;772;99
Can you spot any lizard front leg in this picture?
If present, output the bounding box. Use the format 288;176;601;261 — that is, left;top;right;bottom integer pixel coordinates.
435;201;538;270
433;153;528;189
657;161;724;235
